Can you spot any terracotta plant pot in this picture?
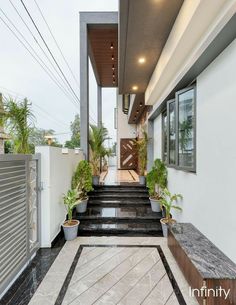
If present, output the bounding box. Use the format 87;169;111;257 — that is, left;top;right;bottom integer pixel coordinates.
149;197;161;212
76;198;88;213
62;219;79;241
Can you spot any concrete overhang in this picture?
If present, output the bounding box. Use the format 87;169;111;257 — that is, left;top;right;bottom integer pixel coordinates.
80;12;118;88
118;0;183;95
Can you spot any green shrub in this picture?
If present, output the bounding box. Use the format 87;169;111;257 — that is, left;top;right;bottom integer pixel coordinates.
72;160;93;200
146;158;167;199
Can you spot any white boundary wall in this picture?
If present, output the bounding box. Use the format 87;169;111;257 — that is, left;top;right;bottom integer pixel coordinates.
35;146;84;247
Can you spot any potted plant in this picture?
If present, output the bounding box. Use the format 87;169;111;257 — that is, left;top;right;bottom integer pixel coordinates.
146;158;167;212
135;130;148;185
62;189;80;241
72;160;93;213
89;124;108;185
160;188;183;237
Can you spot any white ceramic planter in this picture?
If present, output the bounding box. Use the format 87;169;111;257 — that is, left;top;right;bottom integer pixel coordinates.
92;175;100;185
149;197;161;212
62;220;79;241
76;198;88;213
139;176;146;185
160;219;168;237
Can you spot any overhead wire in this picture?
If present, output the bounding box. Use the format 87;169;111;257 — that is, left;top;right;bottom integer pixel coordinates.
0;11;80;111
7;0;80;108
32;0;80;87
20;0;81;105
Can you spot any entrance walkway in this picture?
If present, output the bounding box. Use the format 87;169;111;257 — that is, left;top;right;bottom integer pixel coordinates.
28;237;198;305
100;166;139;185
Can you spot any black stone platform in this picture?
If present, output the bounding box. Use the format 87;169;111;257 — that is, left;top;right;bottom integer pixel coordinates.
168;223;236;305
76;185;162;236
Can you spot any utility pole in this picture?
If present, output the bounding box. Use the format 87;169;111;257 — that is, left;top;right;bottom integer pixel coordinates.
0;93;9;154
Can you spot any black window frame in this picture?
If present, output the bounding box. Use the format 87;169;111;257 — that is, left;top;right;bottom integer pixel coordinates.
164;85;196;173
161;110;168;164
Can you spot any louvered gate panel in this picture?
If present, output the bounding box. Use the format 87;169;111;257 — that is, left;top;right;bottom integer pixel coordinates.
0;160;28;288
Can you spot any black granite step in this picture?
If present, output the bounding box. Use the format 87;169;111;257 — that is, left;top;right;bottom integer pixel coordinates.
77;222;162;236
89;193;149;199
76;207;161;221
90;188;148;194
77;185;162;237
88;200;150;208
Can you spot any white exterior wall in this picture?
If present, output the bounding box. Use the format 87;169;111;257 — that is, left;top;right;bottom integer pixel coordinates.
35;146;84;247
117;94;136;168
153;39;236;263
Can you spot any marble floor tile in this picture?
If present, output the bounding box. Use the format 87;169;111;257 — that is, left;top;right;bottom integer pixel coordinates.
27;237;198;305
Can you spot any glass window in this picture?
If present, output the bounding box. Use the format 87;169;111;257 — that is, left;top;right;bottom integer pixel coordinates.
163;86;196;172
177;88;195;169
168;100;176;165
162;111;168;163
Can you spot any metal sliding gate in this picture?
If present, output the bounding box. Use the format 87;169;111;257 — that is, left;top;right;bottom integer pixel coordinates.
0;154;41;297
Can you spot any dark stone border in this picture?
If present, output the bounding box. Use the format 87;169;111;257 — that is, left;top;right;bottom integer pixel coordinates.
55;244;187;305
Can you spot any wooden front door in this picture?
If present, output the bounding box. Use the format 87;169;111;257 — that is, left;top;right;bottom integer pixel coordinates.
120;138;137;170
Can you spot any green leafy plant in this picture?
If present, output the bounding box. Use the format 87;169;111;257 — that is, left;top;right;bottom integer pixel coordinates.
63;189;80;224
135;130;148;176
89;124;108;176
146;158;167;199
5;98;34;154
160;188;183;223
71;160;93;200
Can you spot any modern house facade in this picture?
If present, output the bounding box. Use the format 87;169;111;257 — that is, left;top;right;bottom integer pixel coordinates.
1;0;236;304
79;0;236;263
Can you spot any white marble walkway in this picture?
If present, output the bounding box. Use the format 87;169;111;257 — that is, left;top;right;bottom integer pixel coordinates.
29;237;198;305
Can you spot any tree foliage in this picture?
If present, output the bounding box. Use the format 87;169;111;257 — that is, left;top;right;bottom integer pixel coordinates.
65;114;80;148
5;98;34;154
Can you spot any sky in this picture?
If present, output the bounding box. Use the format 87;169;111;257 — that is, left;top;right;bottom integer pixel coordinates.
0;0;118;146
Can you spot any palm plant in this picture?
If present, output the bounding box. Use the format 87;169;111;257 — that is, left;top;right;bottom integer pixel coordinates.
63;189;80;225
89;124;108;176
135;130;148;176
5;98;34;154
160;188;183;223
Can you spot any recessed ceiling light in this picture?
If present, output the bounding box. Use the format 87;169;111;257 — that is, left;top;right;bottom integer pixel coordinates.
110;42;114;49
132;86;138;91
138;57;146;64
112;64;115;70
112;54;114;61
136;110;139;113
140;102;143;107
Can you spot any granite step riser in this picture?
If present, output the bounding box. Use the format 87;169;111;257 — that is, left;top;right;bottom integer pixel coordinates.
89;195;150;200
90;190;149;194
77;231;163;237
77;218;161;223
88;203;151;208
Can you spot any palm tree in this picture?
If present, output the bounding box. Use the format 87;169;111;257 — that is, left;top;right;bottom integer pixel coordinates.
135;129;148;176
89;124;108;176
5;98;34;154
